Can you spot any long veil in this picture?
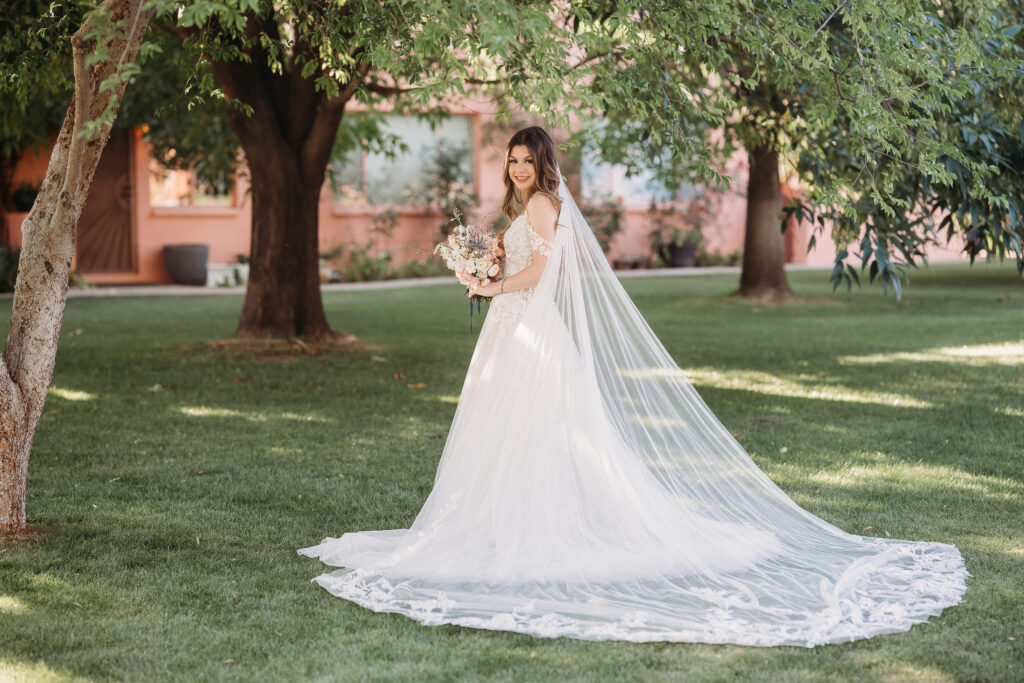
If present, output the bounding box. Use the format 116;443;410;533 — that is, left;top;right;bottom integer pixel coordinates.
300;172;967;646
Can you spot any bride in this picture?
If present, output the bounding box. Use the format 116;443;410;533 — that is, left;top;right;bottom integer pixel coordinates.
299;126;967;646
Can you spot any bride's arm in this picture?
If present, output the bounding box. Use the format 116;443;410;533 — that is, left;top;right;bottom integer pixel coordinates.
495;193;558;293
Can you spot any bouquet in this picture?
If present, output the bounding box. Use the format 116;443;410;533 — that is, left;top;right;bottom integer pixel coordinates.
433;211;504;330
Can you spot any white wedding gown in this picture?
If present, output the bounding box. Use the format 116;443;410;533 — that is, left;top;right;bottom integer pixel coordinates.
300;181;967;646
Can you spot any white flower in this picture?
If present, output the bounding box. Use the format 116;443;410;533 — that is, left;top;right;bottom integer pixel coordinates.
482;278;490;286
475;258;489;273
487;263;500;277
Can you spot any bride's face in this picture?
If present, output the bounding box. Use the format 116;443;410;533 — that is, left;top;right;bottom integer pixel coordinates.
508;144;537;193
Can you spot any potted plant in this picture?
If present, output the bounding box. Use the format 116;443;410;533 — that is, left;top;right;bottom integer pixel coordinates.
163;243;210;285
319;245;344;283
582;196;625;254
656;228;705;267
648;192;710;268
231;252;250;285
206;253;250;287
404;144;479;238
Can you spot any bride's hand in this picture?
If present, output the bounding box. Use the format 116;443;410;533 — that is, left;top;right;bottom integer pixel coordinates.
468;281;501;299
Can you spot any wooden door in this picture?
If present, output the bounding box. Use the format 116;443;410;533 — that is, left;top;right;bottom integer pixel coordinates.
77;129;136;272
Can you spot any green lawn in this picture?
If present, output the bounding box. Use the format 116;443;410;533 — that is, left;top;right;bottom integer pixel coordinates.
1;263;1022;682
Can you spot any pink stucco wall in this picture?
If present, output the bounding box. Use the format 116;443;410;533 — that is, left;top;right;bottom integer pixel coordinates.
2;109;969;284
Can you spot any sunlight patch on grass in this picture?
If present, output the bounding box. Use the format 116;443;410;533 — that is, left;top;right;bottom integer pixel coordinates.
0;658;77;682
179;406;246;419
968;535;1024;559
996;406;1024;418
798;457;1022;501
839;341;1024;368
267;446;304;455
0;595;27;615
176;406;329;423
47;386;97;401
683;367;933;408
884;665;957;682
820;424;850;434
435;395;460;404
279;411;329;423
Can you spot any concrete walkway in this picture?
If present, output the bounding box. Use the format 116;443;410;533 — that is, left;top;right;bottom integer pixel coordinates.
1;263;835;299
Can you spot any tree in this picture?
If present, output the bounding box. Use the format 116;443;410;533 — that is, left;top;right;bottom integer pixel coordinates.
8;1;1015;328
0;2;84;211
137;0;954;330
585;1;1015;298
791;1;1024;296
1;0;155;534
2;0;1015;535
141;0;703;339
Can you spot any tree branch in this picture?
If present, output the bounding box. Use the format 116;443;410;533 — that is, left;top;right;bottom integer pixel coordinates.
568;48;626;71
830;68;856;102
808;2;847;46
286;33;320;148
251;12;289;112
207;56;285;150
183;13;288;149
6;0;155;411
363;80;419;96
63;30;93;197
300;61;371;182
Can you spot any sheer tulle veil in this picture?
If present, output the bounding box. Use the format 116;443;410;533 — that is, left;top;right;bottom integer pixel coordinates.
299;166;968;646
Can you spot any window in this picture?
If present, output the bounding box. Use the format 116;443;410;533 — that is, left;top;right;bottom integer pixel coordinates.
148;157;235;208
331;115;474;205
581;145;696;205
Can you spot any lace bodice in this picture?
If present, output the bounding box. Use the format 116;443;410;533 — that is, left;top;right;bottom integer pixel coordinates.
486;213;554;327
502;212;554;277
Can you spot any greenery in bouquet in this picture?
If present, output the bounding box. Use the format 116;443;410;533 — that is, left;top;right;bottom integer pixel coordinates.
433;210;504;300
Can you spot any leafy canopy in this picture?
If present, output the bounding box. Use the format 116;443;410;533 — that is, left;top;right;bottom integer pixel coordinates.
3;0;1019;290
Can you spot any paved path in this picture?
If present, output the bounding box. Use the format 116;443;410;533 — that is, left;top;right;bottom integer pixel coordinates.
1;263;835;299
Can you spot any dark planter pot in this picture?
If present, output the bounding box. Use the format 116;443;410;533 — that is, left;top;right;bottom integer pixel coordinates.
163;244;209;285
664;243;698;268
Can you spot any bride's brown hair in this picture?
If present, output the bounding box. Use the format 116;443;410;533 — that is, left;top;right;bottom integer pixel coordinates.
501;126;562;222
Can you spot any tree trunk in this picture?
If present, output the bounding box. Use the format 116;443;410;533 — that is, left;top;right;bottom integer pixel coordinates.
234;144;332;339
1;0;154;534
739;144;793;299
207;43;367;341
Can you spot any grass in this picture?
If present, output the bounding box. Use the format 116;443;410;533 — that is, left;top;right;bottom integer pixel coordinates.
1;262;1022;682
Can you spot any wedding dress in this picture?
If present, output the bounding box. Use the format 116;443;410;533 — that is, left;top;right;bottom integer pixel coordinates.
299;176;967;646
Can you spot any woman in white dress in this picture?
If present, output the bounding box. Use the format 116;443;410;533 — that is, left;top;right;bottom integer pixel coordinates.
299;126;967;646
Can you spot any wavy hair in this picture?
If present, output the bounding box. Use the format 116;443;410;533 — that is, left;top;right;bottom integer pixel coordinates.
501;126;562;223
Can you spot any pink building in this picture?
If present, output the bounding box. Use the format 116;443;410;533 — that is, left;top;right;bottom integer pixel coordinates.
1;103;966;285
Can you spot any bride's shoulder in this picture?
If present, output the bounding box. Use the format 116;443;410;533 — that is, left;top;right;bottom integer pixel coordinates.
527;192;557;212
526;192;559;236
